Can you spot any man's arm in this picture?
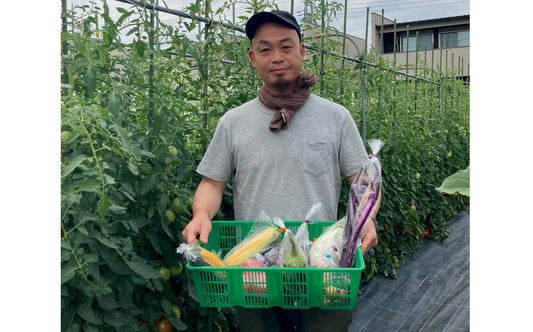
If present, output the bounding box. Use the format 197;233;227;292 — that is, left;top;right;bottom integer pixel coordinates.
182;177;226;244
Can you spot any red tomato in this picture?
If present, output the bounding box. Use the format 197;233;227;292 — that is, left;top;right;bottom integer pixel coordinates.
155;317;172;332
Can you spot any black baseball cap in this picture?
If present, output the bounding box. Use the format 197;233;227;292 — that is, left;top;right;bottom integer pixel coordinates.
245;10;301;42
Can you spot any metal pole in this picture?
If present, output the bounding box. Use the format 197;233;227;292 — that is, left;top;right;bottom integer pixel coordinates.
405;25;410;78
340;0;348;97
319;0;326;94
361;7;369;142
61;0;69;95
393;19;397;68
202;0;211;140
380;9;384;60
414;31;419;112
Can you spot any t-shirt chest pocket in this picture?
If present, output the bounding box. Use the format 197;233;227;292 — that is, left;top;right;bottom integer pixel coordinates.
302;141;333;176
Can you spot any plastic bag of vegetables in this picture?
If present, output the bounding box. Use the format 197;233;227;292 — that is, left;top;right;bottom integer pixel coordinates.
339;139;383;267
240;258;268;294
309;218;347;267
223;214;284;266
280;229;308;267
176;243;225;267
294;202;322;262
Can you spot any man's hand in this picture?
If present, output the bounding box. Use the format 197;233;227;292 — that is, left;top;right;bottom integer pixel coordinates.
360;217;378;255
182;216;212;244
181;177;226;245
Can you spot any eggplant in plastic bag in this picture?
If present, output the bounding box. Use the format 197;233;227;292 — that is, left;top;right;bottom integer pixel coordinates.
339;139;383;267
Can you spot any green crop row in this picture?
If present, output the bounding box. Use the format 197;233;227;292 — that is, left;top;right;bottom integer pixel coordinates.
60;0;468;331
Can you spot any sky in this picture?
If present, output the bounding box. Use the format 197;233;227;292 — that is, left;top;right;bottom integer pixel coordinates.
67;0;470;43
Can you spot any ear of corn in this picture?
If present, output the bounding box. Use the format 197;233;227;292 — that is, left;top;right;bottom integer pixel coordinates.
199;247;226;267
223;226;281;266
177;243;226;267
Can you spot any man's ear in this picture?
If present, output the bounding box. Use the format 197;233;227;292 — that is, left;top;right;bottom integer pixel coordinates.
248;49;256;67
300;43;305;60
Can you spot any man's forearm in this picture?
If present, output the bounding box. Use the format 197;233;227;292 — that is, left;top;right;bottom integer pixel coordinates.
192;177;226;220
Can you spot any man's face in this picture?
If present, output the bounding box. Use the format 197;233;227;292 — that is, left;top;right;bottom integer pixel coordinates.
248;22;305;94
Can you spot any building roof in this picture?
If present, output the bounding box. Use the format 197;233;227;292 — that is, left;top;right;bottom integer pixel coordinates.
381;14;469;30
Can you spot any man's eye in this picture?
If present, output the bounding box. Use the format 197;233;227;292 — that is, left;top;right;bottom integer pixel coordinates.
259;48;270;53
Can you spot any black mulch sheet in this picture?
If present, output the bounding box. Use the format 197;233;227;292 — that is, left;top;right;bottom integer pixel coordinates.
349;211;470;332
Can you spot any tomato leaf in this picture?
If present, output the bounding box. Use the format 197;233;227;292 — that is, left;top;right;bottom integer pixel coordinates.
76;298;103;325
97;293;121;310
97;194;111;217
125;255;161;280
61;154;89;178
97;245;130;275
94;231;118;249
61;260;78;284
103;309;136;327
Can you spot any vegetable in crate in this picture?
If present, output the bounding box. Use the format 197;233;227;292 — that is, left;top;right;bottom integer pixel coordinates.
309;218;346;267
340;139;383;267
281;229;307;267
240;258;267;294
295;202;322;260
223;218;283;266
176;243;225;267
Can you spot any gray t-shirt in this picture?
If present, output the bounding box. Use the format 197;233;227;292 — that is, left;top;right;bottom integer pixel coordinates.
196;94;368;221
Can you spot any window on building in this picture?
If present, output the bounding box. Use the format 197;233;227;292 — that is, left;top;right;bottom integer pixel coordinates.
441;30;469;48
401;34;433;52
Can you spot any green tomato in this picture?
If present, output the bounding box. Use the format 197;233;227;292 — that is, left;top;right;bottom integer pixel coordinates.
168;145;178;157
446;151;452;158
170;261;183;277
172;198;185;214
172;305;182;320
415;172;421;180
165;210;176;224
410;205;417;212
159;266;171;281
61;131;71;144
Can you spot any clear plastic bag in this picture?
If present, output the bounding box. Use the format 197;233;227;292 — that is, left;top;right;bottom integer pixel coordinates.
340;139;383;267
279;228;308;267
222;212;284;266
176;243;225;267
308;217;347;267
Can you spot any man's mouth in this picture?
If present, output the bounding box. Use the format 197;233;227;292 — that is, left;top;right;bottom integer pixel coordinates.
271;68;288;75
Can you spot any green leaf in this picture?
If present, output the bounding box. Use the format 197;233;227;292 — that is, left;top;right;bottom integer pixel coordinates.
121;216;150;234
83;67;96;97
161;299;172;314
106;88;122;116
113;124;155;160
75;179;102;193
98;245;130;275
125;255;161;279
109;203;127;215
61;154;89;178
76;297;102;325
94;231;118;249
61;260;78;284
435;166;470;197
127;161;139;176
103;309;136;327
97;195;111;217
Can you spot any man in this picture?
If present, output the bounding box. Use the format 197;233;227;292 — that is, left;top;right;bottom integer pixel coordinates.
182;10;379;332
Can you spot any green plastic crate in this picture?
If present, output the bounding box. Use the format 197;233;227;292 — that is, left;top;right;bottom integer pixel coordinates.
186;220;365;310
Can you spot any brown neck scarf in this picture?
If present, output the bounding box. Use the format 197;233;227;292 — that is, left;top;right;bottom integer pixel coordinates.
258;71;317;131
